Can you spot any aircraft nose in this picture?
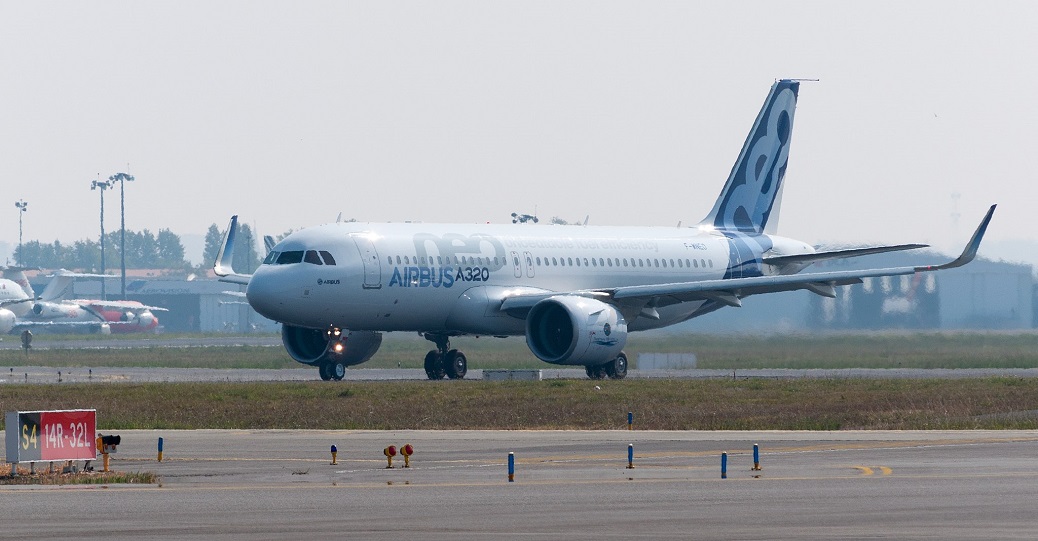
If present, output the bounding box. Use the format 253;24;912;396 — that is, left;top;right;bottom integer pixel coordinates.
246;270;289;321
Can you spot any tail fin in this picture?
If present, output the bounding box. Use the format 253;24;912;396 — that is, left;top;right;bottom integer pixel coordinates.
701;79;801;235
2;268;35;298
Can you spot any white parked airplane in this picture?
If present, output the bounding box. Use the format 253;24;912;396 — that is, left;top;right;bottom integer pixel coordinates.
215;79;995;381
0;269;167;334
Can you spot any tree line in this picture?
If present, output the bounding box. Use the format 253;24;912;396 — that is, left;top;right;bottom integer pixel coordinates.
14;222;274;274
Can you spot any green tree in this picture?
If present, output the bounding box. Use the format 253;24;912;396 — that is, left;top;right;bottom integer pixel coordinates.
157;229;186;268
203;223;223;267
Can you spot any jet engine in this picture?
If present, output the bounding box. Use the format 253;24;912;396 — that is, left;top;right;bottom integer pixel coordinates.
525;296;627;365
0;308;16;334
281;324;383;367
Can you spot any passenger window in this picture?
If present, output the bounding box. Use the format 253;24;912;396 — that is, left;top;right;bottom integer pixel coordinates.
567;257;573;266
552;257;558;266
583;258;589;266
670;259;676;268
592;258;597;267
304;250;323;265
276;251;304;264
599;258;605;267
396;256;402;265
623;259;628;267
607;259;612;267
702;259;707;268
662;259;667;268
678;259;683;268
693;259;698;268
536;257;542;266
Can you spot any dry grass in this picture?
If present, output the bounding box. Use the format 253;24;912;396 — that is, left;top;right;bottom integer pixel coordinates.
3;378;1038;431
0;467;157;485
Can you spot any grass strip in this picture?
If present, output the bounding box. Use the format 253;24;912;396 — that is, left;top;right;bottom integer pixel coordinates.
3;378;1038;431
7;332;1038;370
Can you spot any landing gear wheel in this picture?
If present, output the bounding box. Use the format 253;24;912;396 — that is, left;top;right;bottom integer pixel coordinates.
445;349;467;379
604;351;628;380
424;350;446;380
318;362;333;381
330;361;346;381
585;365;607;380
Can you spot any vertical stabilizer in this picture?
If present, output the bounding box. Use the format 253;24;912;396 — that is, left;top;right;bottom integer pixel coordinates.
2;268;34;298
701;79;800;235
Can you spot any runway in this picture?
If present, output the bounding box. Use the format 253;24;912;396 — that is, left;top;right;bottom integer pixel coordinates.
3;430;1037;539
7;365;1038;384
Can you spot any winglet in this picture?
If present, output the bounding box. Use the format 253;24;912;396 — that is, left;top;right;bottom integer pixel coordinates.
214;215;252;285
914;204;996;272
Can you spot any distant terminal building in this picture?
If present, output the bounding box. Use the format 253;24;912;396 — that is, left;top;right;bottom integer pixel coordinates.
25;252;1035;334
660;252;1034;333
30;270;276;333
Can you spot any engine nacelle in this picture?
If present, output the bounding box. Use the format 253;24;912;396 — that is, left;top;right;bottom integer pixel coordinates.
0;308;16;334
281;324;382;367
525;296;627;365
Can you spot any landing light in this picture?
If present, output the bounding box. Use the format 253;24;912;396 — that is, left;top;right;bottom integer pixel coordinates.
332;341;345;354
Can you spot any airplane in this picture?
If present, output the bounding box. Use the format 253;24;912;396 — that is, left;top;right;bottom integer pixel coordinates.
215;79;996;381
0;269;167;334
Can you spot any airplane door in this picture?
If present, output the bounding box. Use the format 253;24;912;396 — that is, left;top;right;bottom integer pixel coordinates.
510;251;522;278
351;235;382;289
523;251;535;278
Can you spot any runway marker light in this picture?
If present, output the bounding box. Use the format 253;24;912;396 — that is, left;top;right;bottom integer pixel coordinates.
157;437;164;462
721;452;728;479
384;445;397;468
627;443;634;469
331;445;338;465
752;443;761;471
628;411;633;430
401;444;414;468
508;452;515;482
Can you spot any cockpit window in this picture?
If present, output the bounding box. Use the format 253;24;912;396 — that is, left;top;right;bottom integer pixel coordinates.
263;251;280;265
319;251;336;265
276;251;304;264
304;250;323;265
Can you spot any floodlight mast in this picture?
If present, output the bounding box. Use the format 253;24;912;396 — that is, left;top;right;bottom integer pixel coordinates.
91;178;113;300
109;172;135;299
14;200;27;266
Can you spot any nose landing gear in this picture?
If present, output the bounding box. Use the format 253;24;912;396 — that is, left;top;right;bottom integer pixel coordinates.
319;326;348;381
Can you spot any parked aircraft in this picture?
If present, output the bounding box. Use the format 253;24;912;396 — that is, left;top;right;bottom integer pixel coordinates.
215;79;995;381
0;269;166;334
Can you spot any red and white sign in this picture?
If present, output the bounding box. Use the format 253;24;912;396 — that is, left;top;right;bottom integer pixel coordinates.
5;409;97;463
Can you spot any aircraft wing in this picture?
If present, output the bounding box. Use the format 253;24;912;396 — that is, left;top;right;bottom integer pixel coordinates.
761;243;928;267
501;205;995;314
76;300;169;312
214;215;253;285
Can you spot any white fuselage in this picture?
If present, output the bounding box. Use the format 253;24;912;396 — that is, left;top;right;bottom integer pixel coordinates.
247;222;747;335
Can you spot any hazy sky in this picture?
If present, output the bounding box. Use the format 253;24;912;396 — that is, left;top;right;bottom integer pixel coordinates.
3;1;1036;265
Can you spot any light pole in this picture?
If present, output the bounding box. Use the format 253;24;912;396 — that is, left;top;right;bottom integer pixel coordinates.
109;172;135;299
91;178;113;300
14;200;27;266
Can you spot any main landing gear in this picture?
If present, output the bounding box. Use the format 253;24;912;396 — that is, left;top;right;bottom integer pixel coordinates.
584;351;628;380
423;333;467;380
